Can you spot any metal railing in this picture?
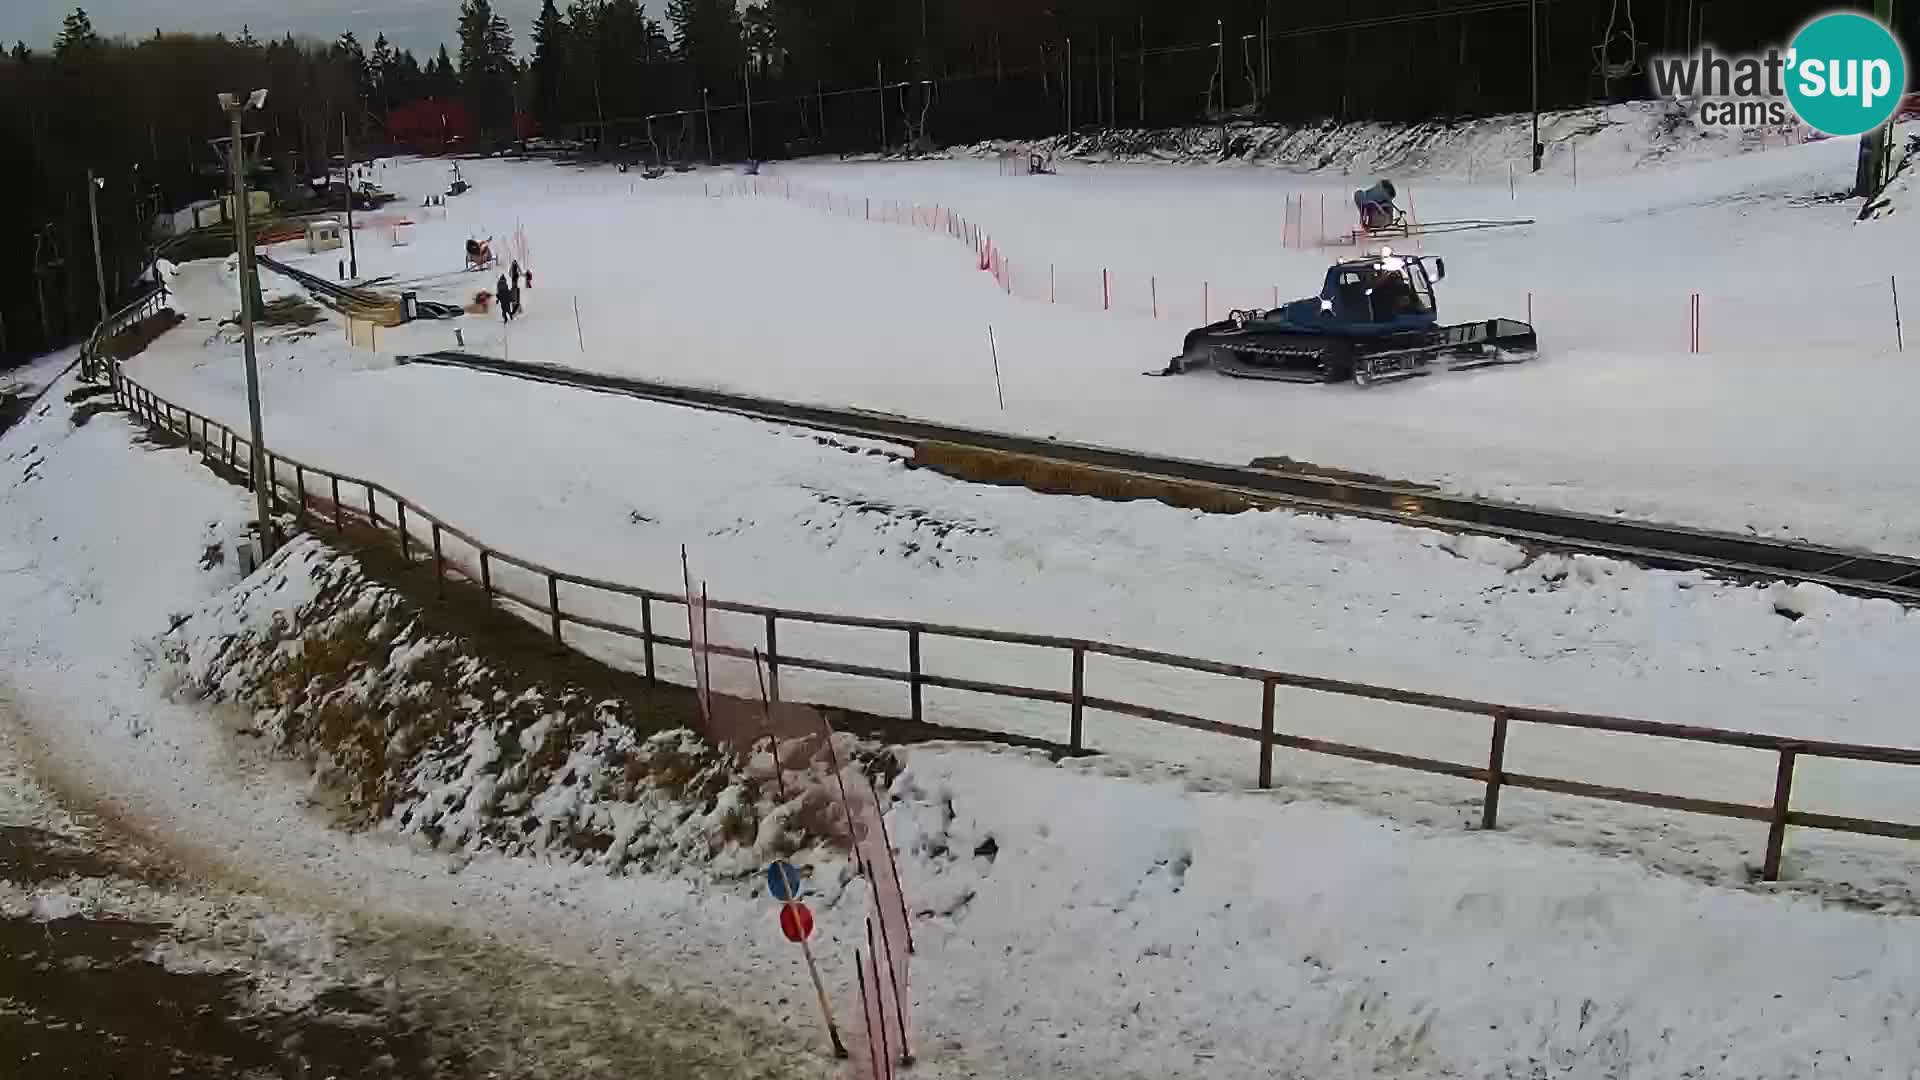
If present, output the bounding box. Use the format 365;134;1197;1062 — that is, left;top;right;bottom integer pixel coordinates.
80;285;167;383
96;345;1920;883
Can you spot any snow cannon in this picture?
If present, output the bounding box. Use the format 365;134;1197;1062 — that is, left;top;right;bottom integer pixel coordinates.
1354;179;1399;232
1156;251;1537;386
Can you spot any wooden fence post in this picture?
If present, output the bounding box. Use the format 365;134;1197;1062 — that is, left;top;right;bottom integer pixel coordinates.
547;575;563;645
1258;678;1276;789
479;550;493;597
1764;744;1801;881
1481;710;1510;830
294;466;308;522
396;502;410;560
431;524;445;597
331;477;344;532
1070;643;1085;751
908;627;923;724
641;595;656;681
366;483;378;529
765;613;781;703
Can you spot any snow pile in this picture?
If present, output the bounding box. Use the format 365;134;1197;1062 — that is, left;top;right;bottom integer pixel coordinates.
964;100;1806;178
163;534;865;880
890;746;1920;1079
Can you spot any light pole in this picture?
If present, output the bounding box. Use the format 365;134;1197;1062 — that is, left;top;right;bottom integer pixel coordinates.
342;112;358;279
702;87;714;164
1530;0;1542;173
742;65;755;160
85;170;108;325
220;88;276;558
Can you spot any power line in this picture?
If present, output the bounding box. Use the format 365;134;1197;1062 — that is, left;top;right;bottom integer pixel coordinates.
556;0;1576;139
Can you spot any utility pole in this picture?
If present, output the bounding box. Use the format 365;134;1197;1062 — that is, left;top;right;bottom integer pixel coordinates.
1138;16;1146;126
1065;36;1073;134
221;90;276;558
1857;0;1896;197
1530;0;1543;173
702;88;714;164
743;64;755;160
1215;20;1227;152
85;170;109;326
341;112;358;279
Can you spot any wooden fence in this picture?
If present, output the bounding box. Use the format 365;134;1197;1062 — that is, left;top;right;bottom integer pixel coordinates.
93;326;1920;883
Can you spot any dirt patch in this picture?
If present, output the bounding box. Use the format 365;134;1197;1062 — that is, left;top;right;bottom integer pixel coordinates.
307;513;1084;762
1247;454;1438;490
260;295;327;327
916;439;1277;515
0;826;131;886
0;911;467;1080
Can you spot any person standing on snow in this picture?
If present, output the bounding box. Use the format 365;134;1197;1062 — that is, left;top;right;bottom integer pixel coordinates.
508;260;524;318
497;273;512;323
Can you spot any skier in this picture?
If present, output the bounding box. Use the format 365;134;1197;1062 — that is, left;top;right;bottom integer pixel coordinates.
509;260;524;317
497;273;512;323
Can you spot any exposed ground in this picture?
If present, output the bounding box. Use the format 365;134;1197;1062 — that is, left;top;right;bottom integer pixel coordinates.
0;703;839;1080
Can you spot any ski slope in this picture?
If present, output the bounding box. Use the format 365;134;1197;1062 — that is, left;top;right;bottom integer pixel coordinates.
9;388;1920;1080
126;240;1920;900
268;117;1920;556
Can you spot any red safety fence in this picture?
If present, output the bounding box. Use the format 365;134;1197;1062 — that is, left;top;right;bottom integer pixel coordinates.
703;175;1913;357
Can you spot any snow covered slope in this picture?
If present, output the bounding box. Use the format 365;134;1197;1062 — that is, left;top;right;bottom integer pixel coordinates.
125;255;1920;900
9;377;1920;1080
971;99;1805;178
253;132;1920;555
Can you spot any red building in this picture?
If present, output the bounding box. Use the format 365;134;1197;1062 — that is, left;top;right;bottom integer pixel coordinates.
387;99;475;155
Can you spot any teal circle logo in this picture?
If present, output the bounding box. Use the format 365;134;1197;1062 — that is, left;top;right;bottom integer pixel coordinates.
1786;13;1907;137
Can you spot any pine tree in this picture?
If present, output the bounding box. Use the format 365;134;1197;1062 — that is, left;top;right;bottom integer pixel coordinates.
458;0;516;136
393;49;424;102
429;44;458;99
529;0;565;130
369;33;396;113
52;8;98;58
665;0;743;97
335;31;372;110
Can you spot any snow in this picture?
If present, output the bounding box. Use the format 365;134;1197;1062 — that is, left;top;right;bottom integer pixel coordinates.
0;387;858;1075
10;358;1920;1076
181;107;1920;559
119;246;1920;897
892;745;1920;1078
1;345;83;403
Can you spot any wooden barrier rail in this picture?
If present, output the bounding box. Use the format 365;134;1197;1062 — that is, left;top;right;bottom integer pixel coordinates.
96;339;1920;883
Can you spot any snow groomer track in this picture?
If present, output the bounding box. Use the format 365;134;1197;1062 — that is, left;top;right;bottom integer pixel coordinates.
401;350;1920;605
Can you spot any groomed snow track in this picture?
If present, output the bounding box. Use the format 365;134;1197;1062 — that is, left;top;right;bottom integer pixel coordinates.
398;350;1920;606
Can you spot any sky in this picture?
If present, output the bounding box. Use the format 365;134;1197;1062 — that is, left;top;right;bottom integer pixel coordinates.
3;0;548;61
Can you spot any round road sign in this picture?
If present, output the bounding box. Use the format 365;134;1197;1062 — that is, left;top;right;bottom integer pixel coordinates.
779;901;816;943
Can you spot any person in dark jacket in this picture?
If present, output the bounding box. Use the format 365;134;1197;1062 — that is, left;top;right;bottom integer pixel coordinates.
497;274;512;322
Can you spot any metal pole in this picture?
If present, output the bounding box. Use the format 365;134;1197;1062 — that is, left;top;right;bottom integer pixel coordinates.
86;170;109;325
1065;36;1073;134
228;103;275;556
742;65;755;160
1530;0;1542;173
702;89;714;164
342;112;358;279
